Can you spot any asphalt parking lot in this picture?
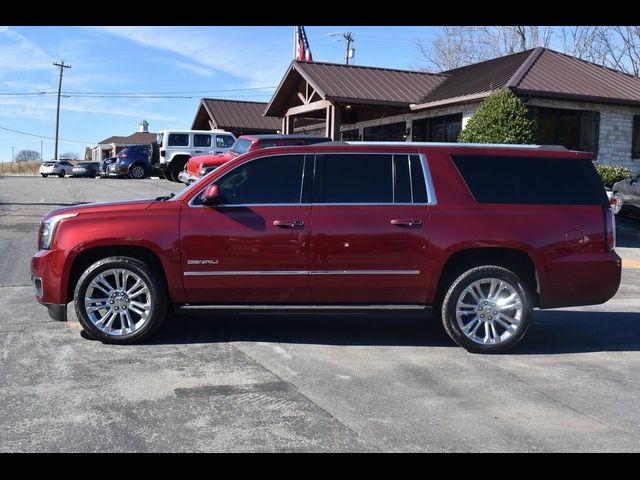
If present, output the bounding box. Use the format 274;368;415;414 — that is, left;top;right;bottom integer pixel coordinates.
1;175;640;452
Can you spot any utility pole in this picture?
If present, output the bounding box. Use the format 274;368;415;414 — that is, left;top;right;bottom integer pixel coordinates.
11;146;14;162
53;60;71;160
40;140;43;162
343;32;354;65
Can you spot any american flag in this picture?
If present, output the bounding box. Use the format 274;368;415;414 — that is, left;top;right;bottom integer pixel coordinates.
295;26;313;62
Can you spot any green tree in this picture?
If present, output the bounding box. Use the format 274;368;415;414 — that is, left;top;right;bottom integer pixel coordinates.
458;88;535;144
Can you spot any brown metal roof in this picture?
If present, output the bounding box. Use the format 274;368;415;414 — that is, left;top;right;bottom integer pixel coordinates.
265;61;446;116
199;98;280;132
515;48;640;105
415;49;535;107
96;132;157;145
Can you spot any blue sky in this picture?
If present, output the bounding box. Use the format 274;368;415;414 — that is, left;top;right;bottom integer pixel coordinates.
0;26;438;161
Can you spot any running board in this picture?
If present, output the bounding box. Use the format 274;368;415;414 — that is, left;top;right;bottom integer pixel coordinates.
177;304;431;312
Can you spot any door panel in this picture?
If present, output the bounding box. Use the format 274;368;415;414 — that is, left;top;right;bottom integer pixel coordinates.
309;205;429;303
180;205;311;303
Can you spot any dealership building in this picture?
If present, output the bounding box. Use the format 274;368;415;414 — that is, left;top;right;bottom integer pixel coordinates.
194;47;640;174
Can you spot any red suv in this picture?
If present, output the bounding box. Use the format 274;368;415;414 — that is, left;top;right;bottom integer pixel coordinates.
179;134;331;184
32;143;620;353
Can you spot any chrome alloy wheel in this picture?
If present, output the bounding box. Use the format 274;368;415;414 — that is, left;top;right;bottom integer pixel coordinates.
83;268;152;336
612;192;623;215
455;278;523;345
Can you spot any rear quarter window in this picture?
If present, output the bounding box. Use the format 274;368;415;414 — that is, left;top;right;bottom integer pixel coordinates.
451;154;608;206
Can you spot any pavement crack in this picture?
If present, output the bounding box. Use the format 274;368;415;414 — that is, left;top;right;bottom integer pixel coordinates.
231;342;381;452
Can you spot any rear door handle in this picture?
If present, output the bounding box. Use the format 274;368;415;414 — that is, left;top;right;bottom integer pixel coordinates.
390;218;422;227
273;220;305;228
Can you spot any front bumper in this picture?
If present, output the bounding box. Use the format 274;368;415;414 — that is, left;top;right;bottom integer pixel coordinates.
178;170;198;184
32;250;69;321
107;164;129;176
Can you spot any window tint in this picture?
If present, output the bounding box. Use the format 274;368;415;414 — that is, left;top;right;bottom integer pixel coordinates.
216;135;235;148
410;155;428;203
320;154;392;203
168;134;189;147
633;115;640;159
194;134;211;148
452;154;608;206
216;154;305;205
393;155;412;203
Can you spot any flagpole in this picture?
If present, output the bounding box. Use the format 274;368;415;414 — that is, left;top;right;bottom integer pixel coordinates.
293;26;296;60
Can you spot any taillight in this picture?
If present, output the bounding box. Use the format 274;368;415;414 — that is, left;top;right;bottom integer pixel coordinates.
604;206;616;252
160;150;165;157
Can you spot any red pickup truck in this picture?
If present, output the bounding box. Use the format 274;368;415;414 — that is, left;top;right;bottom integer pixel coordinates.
179;134;331;184
32;142;620;353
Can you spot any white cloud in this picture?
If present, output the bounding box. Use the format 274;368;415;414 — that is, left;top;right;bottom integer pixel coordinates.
92;26;287;88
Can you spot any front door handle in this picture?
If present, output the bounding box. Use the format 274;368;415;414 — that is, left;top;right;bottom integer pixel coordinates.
390;218;422;227
273;219;305;228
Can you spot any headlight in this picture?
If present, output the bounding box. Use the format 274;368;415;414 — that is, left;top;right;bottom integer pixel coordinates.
39;213;78;250
199;166;216;176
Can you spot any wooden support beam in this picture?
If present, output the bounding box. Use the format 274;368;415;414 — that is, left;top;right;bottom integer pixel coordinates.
286;99;332;117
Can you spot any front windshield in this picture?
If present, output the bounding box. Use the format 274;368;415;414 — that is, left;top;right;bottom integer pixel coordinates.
229;138;252;155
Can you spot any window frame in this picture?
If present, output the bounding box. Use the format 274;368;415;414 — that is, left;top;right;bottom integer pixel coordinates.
189;153;310;207
314;152;436;206
188;151;437;208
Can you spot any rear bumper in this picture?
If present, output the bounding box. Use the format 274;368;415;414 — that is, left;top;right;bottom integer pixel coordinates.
540;251;622;308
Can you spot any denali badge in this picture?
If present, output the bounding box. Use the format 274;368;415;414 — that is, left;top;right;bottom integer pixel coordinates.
187;259;219;265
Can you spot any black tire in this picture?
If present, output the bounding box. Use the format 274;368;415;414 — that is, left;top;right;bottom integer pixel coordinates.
168;158;188;183
129;163;146;179
58;170;66;178
441;265;532;354
42;174;47;177
74;256;167;344
612;192;624;216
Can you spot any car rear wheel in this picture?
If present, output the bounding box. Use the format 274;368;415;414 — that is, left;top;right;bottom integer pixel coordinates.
129;163;146;179
441;266;532;354
58;170;66;178
74;256;167;344
41;174;47;177
612;192;624;216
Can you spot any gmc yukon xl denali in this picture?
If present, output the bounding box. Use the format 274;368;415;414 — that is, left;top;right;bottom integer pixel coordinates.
32;143;621;353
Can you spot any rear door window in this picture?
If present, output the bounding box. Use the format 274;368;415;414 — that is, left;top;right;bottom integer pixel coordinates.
317;154;393;203
194;134;212;147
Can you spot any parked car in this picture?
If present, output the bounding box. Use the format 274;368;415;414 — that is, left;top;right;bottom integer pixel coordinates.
71;162;100;178
98;157;118;178
179;134;332;184
32;142;620;353
106;145;160;179
611;173;640;215
156;129;236;183
39;160;74;178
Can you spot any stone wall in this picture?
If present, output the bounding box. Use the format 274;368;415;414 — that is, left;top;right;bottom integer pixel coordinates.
527;98;640;175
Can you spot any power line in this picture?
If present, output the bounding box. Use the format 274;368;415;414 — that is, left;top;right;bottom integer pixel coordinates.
0;86;277;97
0;125;92;145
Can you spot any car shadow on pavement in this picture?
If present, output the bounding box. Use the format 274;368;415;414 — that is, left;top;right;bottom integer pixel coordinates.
144;309;640;354
617;214;640;248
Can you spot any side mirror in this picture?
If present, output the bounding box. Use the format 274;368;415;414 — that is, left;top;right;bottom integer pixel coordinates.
201;184;223;205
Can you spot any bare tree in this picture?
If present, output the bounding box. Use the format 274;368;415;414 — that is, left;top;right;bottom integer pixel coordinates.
14;149;40;162
416;26;554;71
597;26;640;76
59;151;80;160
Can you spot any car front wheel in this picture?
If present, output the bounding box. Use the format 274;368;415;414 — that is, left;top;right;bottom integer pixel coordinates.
58;170;66;178
441;266;532;354
74;256;167;344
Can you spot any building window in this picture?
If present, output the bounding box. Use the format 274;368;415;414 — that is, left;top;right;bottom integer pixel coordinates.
530;106;600;157
341;129;360;141
362;122;406;141
411;114;462;142
632;115;640;159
